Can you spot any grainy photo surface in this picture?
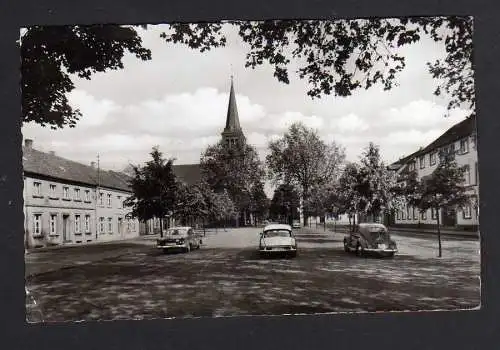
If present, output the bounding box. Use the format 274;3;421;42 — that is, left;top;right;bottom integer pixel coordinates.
21;17;480;323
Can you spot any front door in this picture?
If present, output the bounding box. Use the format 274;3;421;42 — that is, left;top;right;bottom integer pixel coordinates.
442;206;456;227
62;214;70;242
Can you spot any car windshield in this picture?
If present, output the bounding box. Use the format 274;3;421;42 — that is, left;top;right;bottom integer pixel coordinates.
263;230;291;238
166;228;187;236
366;227;388;240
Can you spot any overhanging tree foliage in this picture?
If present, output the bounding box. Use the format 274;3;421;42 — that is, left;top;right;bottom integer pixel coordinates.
22;16;473;130
21;25;151;128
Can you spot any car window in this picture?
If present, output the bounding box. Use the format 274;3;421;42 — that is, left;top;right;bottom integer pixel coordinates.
263;230;291;238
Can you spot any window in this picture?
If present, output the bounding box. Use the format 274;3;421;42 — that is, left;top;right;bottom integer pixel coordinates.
49;184;57;198
431;208;437;220
107;194;112;207
421;210;427;220
474;162;479;185
84;215;91;233
84;190;91;202
33;182;42;196
396;211;401;220
75;215;81;233
131;221;136;231
463;165;471;185
406;207;411;220
50;214;57;235
33;214;42;235
475;205;479;219
99;217;105;233
419;156;425;169
463;205;472;219
99;192;104;206
460;138;469;154
408;162;415;171
117;196;122;208
63;186;70;200
413;207;418;220
74;188;81;201
107;217;113;233
402;209;406;220
430;152;436;166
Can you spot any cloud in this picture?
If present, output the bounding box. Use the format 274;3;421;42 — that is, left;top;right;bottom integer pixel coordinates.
331;113;370;132
378;99;469;130
67;90;121;127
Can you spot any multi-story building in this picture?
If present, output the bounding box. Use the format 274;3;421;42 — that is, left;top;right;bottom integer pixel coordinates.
23;139;140;248
389;115;479;229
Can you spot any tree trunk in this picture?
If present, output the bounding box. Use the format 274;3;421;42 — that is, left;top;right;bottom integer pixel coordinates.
159;217;163;238
437;207;442;257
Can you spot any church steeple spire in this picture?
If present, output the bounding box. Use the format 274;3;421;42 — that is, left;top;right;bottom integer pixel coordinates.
222;75;245;147
224;75;241;132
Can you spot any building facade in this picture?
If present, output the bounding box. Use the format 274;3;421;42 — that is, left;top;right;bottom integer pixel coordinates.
390;116;479;229
23;140;140;249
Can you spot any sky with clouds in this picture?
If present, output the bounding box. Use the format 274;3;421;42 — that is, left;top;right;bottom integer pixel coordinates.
22;22;471;175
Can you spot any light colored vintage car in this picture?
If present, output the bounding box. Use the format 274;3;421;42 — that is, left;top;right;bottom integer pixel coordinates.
156;226;202;253
292;220;301;229
259;224;297;258
343;223;397;258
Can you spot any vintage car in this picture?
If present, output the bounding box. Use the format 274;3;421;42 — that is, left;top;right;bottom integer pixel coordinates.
259;224;297;258
156;226;202;253
343;223;397;258
25;287;44;323
292;220;301;229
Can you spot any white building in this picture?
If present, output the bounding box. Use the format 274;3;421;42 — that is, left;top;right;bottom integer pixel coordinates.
389;116;479;229
23;139;140;248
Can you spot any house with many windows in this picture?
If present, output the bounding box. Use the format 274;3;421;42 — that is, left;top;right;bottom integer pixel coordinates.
23;139;140;248
389;116;479;230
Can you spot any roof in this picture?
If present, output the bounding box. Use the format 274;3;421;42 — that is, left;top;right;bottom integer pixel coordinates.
264;224;292;231
173;164;201;186
22;146;132;192
223;77;242;133
389;116;475;169
420;115;476;154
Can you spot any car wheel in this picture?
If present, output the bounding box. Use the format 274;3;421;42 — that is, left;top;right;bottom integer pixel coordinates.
356;244;364;257
185;244;191;253
162;248;169;254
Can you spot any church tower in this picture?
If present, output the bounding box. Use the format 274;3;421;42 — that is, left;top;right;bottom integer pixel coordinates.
221;76;246;147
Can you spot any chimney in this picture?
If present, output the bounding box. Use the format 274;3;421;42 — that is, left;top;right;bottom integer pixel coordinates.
24;139;33;149
91;161;96;168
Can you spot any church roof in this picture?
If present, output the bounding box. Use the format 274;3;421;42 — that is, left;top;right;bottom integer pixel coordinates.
173;164;202;186
223;77;242;133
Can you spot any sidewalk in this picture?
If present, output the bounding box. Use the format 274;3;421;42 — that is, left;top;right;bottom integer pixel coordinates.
299;224;479;238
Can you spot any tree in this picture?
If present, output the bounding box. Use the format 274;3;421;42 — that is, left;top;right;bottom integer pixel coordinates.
24;17;473;129
249;181;270;226
21;25;151;128
200;139;265;226
269;184;300;225
335;162;363;231
356;142;398;222
124;146;178;237
417;151;471;257
266;122;345;225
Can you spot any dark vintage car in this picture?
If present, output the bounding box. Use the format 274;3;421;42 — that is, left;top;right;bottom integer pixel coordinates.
156;226;202;253
343;223;397;258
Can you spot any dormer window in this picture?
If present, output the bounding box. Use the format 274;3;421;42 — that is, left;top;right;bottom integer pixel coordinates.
419;156;425;169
